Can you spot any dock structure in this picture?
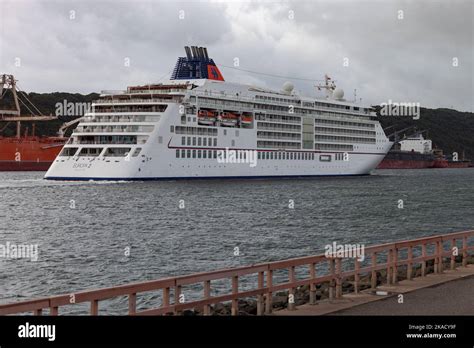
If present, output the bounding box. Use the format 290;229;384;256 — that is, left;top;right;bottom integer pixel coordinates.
0;230;473;316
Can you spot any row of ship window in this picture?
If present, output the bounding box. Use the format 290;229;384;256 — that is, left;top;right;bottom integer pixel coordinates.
182;136;218;147
315;135;376;144
83;115;159;123
94;105;167;113
256;95;367;113
178;137;361;150
175;149;346;162
254;104;369;119
255;114;374;128
195;95;367;115
315;119;375;128
173;121;374;138
256;121;301;131
174;126;218;136
314;127;376;136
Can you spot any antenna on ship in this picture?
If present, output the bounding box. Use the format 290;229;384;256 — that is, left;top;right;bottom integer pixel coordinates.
315;74;336;99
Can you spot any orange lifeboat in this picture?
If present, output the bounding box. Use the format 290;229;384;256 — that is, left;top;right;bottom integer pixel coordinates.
197;110;216;125
218;112;238;126
241;114;253;126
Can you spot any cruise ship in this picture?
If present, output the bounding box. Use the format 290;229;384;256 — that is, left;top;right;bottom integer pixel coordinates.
45;46;392;180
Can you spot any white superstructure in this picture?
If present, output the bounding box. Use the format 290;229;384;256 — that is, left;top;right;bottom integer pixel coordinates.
45;46;392;180
399;134;432;154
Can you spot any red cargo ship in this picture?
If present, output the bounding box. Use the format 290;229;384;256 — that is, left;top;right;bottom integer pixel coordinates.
0;136;66;171
0;74;67;171
447;160;472;168
377;150;434;169
377;133;472;169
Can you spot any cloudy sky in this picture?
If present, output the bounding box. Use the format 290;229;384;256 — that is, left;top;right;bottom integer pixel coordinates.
1;0;473;111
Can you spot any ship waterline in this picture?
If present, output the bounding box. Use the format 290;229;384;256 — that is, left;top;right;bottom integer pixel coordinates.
45;46;392;180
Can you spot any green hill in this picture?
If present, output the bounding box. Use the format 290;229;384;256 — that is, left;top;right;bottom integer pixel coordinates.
1;92;473;160
0;91;99;137
377;107;474;161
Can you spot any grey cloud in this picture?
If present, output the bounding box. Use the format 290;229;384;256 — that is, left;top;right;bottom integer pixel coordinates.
0;0;472;111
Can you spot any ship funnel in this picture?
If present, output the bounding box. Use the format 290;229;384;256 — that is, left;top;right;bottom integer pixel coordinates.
202;47;209;59
171;46;224;81
197;47;204;59
191;46;198;59
185;46;192;59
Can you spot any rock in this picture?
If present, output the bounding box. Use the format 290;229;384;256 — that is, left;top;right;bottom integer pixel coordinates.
299;285;310;292
211;302;230;315
342;281;352;290
237;299;257;315
295;297;307;306
272;295;288;309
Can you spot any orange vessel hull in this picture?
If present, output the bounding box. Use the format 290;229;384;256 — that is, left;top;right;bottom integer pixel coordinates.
0;136;66;171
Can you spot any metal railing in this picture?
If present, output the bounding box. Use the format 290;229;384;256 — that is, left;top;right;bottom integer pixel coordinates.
0;230;472;316
94;98;174;104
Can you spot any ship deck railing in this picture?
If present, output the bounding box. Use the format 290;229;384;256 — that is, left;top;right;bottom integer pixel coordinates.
94;98;179;105
192;90;372;118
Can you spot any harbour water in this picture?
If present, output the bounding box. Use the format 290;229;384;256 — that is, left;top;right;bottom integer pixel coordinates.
0;168;473;313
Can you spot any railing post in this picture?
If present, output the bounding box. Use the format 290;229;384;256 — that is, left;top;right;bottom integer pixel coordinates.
386;249;391;285
128;293;136;315
438;240;444;273
231;276;238;316
288;266;296;311
421;244;427;277
174;285;181;315
434;241;439;274
354;258;360;294
163;287;170;311
437;240;443;273
90;300;98;315
371;252;377;289
34;309;43;316
462;236;468;267
335;258;342;299
50;306;58;316
257;272;264;315
392;248;398;284
407;246;413;280
203;280;211;316
309;263;317;304
329;259;335;300
265;270;273;315
451;239;456;270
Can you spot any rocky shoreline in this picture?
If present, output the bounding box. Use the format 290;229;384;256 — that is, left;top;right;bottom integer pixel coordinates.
179;256;473;316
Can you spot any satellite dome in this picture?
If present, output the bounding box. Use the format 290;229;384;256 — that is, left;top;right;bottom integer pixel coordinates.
282;81;294;94
333;88;344;100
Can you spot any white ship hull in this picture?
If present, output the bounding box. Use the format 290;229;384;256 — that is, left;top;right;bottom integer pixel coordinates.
45;154;388;180
45;104;392;180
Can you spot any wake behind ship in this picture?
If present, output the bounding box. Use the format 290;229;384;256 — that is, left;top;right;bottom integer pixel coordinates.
45;46;392;180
